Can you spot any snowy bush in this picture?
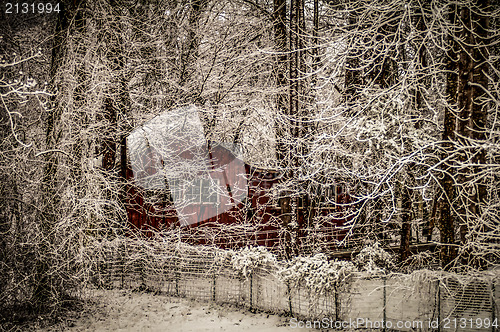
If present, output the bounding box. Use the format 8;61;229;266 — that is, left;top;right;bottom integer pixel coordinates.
230;246;277;278
353;242;394;273
400;251;437;272
279;253;357;294
213;248;232;266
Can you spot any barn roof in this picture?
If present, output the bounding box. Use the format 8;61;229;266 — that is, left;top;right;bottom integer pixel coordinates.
126;106;252;226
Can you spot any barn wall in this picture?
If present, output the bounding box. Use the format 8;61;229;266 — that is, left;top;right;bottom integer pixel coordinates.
124;161;353;253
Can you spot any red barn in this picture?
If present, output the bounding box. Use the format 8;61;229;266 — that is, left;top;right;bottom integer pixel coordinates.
123;107;353;253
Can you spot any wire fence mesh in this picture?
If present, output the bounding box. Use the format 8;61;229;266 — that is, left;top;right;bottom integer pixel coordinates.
89;237;499;332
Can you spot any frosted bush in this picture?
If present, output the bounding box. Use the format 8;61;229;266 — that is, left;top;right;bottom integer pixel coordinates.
401;251;436;272
279;253;357;294
354;242;394;273
213;248;232;265
230;246;277;278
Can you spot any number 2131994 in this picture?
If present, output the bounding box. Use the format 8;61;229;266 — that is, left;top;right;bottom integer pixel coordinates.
5;3;60;14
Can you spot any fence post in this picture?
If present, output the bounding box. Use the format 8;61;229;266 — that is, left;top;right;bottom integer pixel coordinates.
383;276;387;332
139;249;146;289
437;278;441;332
107;249;112;288
334;283;339;322
120;241;125;289
212;271;216;302
249;272;253;310
117;243;122;288
492;281;496;332
175;248;179;296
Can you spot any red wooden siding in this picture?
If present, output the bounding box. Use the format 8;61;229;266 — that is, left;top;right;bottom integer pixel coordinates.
124;144;353;251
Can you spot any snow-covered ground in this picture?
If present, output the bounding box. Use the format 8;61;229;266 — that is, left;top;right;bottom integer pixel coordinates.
40;289;318;332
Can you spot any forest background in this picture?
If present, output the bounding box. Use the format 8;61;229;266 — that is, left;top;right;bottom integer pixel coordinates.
0;0;499;316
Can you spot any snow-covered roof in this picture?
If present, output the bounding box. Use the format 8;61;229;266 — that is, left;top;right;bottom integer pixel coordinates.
126;106;248;226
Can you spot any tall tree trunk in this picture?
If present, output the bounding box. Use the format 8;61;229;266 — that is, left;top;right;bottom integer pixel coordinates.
312;0;320;77
456;5;474;259
438;3;459;270
275;0;306;258
36;0;85;305
373;9;397;89
274;0;288;163
443;0;489;268
413;0;429;127
466;0;489;267
102;98;117;171
179;0;208;101
272;0;291;258
303;0;320;237
344;10;360;102
282;0;303;258
400;0;431;262
399;187;412;262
